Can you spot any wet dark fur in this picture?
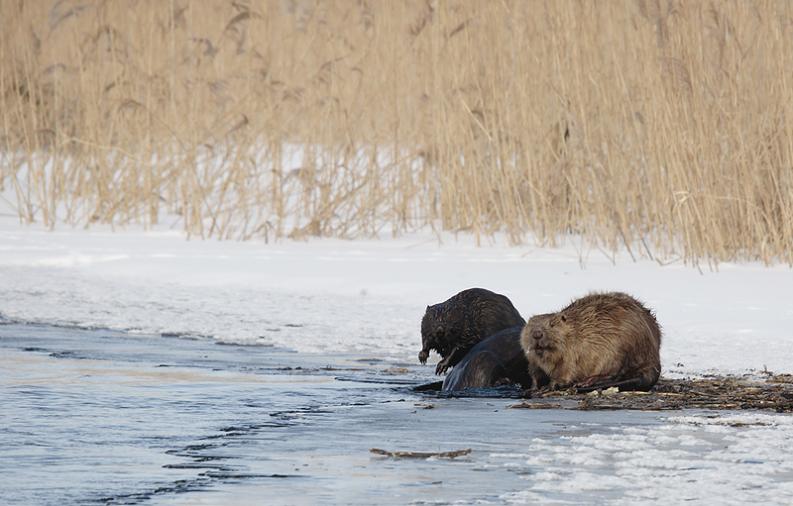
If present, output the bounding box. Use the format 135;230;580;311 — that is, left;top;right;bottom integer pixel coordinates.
419;288;525;375
441;325;533;391
520;292;662;392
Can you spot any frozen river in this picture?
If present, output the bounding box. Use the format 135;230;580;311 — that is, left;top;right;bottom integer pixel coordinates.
3;322;793;505
2;220;793;504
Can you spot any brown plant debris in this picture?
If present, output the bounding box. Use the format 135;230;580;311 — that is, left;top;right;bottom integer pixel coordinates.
509;402;564;410
509;376;793;412
370;448;472;459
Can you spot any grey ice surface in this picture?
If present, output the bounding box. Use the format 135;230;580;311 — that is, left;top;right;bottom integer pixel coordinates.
2;323;791;506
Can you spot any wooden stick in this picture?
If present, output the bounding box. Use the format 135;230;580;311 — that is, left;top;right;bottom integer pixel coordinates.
370;448;471;459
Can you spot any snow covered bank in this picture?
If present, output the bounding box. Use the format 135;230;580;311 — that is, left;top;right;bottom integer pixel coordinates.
0;216;791;376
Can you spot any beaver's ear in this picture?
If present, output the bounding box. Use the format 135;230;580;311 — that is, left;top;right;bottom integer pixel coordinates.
560;314;567;322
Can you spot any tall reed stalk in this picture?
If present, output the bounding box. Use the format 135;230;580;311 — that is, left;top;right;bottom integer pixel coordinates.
1;0;791;264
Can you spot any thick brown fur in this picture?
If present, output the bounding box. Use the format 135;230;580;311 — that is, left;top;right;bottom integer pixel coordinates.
520;292;661;391
419;288;525;375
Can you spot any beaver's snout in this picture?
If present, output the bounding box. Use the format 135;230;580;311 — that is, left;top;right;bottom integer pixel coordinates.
527;326;553;355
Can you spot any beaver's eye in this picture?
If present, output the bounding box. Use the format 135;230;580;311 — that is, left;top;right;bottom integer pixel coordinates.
548;320;556;327
560;314;567;323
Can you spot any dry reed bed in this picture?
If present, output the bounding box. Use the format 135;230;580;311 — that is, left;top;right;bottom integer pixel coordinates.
1;0;792;264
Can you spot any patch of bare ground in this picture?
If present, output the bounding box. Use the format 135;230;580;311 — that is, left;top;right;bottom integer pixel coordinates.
510;376;793;412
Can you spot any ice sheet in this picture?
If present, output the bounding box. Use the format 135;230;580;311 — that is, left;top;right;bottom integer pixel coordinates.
1;216;792;376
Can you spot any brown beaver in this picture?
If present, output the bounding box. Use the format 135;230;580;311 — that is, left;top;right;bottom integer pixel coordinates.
520;292;661;392
419;288;525;375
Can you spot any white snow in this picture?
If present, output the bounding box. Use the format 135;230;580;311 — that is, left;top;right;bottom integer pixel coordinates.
1;215;792;375
498;413;793;504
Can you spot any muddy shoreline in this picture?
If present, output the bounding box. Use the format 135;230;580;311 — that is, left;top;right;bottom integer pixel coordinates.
506;376;793;412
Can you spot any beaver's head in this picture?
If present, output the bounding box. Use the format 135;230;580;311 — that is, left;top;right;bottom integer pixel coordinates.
418;305;447;364
520;312;571;363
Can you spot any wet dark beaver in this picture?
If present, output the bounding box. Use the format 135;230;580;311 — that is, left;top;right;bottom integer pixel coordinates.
521;292;661;392
419;288;525;375
441;325;533;392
